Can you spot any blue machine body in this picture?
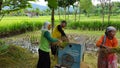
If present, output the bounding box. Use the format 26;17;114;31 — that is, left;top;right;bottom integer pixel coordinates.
58;43;84;68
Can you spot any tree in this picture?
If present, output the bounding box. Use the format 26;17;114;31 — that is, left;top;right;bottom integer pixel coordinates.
98;0;114;27
92;5;102;16
58;0;78;20
80;0;92;17
45;8;51;15
58;0;69;20
35;8;40;16
78;1;81;22
58;7;61;20
0;0;2;11
0;0;35;21
112;2;120;15
73;1;80;22
67;5;70;20
45;0;58;31
108;0;113;26
98;0;107;27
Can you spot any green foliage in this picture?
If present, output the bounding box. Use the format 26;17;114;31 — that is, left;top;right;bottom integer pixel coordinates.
45;0;58;9
58;0;69;8
92;2;120;16
0;0;35;14
58;0;79;9
111;47;120;54
0;18;42;37
1;15;120;37
68;21;120;31
80;0;93;13
68;0;79;5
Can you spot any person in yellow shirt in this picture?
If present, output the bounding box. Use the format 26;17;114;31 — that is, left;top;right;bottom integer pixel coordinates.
51;20;69;67
51;20;69;56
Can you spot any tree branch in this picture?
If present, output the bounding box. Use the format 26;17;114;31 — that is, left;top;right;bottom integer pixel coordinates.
0;0;2;11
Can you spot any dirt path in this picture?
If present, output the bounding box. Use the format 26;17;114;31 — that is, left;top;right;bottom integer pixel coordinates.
81;62;89;68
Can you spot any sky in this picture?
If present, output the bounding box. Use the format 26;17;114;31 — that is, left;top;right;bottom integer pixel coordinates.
29;0;48;6
29;0;120;6
92;0;120;5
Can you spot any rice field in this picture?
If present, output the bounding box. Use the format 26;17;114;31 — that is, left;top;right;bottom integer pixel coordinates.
0;15;120;36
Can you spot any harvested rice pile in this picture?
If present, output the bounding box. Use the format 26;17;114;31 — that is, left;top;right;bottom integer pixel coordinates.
111;47;120;54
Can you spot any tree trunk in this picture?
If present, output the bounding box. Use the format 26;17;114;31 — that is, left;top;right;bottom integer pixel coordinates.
58;7;60;20
108;1;112;26
100;0;106;30
102;7;104;30
0;0;3;14
101;2;105;30
68;6;70;20
74;7;77;22
64;7;66;20
79;6;81;22
108;8;110;26
0;0;2;11
51;8;54;32
0;0;3;21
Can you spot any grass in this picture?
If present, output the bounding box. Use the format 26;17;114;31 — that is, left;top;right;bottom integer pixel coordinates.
0;45;38;68
84;52;97;68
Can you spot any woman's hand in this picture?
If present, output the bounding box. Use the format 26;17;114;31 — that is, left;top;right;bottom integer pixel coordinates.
51;40;62;46
106;47;112;53
54;40;62;46
100;45;112;54
61;36;69;42
100;44;107;48
58;40;62;43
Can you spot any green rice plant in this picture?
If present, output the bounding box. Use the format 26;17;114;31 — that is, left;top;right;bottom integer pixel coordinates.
0;20;43;37
67;21;120;31
1;15;120;37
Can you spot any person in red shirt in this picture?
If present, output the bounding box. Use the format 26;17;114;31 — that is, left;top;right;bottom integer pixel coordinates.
96;26;118;68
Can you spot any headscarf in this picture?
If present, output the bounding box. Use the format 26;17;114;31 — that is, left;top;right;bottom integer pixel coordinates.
106;26;116;32
41;21;50;32
105;26;116;36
